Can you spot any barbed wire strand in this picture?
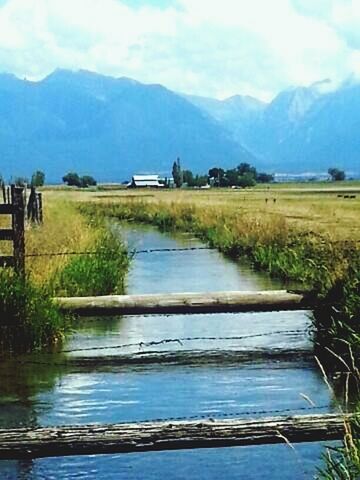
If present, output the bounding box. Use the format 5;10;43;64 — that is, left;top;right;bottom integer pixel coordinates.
25;246;214;258
59;329;307;354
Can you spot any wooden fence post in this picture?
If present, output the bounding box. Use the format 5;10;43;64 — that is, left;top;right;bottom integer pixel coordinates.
37;193;43;224
11;186;25;276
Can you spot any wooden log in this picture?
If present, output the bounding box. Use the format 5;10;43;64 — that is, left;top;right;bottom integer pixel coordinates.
55;290;312;316
0;414;350;459
27;186;37;223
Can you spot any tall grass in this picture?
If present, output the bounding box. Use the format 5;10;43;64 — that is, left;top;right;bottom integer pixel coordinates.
49;227;129;297
0;197;130;354
80;199;360;361
0;269;69;354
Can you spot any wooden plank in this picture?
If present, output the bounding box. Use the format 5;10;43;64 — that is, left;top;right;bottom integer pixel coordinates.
55;290;312;316
0;414;350;459
0;229;13;241
37;192;43;223
0;256;15;268
12;186;25;276
0;204;14;215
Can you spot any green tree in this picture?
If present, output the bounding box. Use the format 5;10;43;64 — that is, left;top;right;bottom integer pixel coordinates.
172;157;183;188
208;167;225;187
31;170;45;187
237;163;257;177
237;172;256;188
328;168;345;181
225;168;239;186
193;175;208;187
62;172;81;187
182;170;194;186
256;172;274;183
80;175;97;188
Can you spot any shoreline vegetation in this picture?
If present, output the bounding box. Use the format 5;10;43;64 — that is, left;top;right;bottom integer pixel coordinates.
0;198;129;355
79;196;359;365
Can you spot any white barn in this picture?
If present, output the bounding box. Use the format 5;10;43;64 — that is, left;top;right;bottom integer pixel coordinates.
129;175;163;188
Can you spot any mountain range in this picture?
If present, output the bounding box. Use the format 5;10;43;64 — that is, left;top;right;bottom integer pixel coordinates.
0;69;254;183
186;79;360;175
0;69;359;182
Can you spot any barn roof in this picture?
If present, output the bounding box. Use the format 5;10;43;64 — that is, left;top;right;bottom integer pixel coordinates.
133;175;160;181
131;174;163;188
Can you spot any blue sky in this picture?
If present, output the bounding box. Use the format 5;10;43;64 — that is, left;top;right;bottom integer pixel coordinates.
0;0;359;100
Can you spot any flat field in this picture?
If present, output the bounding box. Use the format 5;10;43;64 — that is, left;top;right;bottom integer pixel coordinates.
68;181;360;241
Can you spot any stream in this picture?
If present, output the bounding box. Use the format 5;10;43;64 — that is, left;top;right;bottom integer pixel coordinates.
0;223;337;479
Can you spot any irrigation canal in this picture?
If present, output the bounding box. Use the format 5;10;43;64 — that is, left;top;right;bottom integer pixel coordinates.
0;223;337;479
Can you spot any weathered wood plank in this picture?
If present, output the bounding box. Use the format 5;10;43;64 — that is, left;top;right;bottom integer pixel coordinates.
0;414;349;459
55;290;312;316
0;256;15;268
12;186;25;275
0;204;14;215
0;229;13;241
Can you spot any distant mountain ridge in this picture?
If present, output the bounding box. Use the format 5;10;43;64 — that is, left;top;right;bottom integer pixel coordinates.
0;69;256;182
0;69;359;183
187;80;360;174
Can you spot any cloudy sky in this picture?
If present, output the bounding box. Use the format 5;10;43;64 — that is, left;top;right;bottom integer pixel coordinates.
0;0;359;100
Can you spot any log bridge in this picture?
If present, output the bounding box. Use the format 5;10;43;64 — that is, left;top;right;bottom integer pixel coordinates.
0;414;350;459
55;289;315;316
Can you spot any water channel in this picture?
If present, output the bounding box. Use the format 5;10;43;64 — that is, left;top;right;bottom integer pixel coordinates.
0;223;337;479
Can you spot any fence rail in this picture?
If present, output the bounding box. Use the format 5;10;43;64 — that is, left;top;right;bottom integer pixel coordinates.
0;185;44;275
0;413;351;459
0;186;25;275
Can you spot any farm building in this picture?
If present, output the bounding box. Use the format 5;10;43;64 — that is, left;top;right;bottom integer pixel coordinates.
129;175;163;188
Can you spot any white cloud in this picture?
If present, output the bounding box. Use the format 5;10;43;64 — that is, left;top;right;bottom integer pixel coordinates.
0;0;359;99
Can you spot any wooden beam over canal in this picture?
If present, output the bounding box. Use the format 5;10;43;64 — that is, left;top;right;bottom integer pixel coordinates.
0;414;350;459
55;290;313;316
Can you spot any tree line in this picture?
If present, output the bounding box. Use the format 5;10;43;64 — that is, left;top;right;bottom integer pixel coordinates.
0;171;98;189
172;158;274;188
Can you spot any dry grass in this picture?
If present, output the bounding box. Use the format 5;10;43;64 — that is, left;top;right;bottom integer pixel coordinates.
86;183;360;241
25;196;99;285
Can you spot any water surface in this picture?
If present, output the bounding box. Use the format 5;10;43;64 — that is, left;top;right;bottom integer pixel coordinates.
0;223;335;479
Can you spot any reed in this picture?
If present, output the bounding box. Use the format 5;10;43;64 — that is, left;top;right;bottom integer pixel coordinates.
0;269;69;354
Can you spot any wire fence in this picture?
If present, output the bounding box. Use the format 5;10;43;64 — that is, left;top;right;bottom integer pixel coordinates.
25;246;215;258
58;329;308;354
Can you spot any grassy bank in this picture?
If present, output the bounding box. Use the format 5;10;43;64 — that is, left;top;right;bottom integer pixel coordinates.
0;197;129;354
79;197;360;365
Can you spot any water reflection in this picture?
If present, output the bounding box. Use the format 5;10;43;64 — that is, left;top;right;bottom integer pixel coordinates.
0;223;339;479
